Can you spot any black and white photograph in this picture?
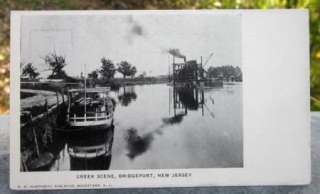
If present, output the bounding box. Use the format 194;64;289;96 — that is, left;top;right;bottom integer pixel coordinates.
18;12;243;172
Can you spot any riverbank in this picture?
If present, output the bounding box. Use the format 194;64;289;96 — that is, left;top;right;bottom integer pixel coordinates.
21;76;241;90
93;76;168;89
20;103;64;171
20;87;67;171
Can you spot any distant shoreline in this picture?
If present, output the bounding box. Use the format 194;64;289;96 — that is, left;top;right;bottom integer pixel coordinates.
21;77;242;92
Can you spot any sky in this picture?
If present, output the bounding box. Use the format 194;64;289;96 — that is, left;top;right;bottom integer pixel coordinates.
20;12;241;78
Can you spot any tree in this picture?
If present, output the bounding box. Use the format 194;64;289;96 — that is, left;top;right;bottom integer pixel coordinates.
130;66;137;78
235;66;242;81
44;53;67;79
207;66;220;78
22;63;39;80
207;65;242;81
117;61;137;78
138;71;147;78
88;70;98;80
99;58;116;80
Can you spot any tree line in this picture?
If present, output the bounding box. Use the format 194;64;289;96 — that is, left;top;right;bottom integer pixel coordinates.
21;53;138;81
89;57;137;80
207;65;242;81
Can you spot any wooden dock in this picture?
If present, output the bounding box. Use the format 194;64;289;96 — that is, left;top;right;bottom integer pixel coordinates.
21;89;66;127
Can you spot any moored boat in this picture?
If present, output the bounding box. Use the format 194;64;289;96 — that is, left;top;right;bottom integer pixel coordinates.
64;87;114;131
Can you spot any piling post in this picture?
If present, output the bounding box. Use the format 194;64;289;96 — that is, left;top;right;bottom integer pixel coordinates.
32;128;40;158
21;158;29;171
56;91;59;107
29;115;40;158
173;86;176;116
61;88;65;103
198;56;203;85
172;56;175;86
45;99;48;117
195;88;199;105
201;90;205;116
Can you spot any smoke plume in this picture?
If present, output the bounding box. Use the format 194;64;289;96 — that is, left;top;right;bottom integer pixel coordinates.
167;48;186;60
126;16;146;44
131;23;144;36
126;16;186;62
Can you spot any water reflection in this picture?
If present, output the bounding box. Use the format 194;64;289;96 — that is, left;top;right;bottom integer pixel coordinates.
123;85;207;160
67;126;114;170
125;128;153;160
118;86;137;106
50;125;114;171
47;83;243;170
124;114;187;160
171;86;205;116
162;113;184;125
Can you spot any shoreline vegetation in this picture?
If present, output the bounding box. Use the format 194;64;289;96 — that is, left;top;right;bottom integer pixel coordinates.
20;53;243;92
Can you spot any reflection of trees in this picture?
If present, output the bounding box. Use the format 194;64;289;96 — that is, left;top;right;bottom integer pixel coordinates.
118;86;137;106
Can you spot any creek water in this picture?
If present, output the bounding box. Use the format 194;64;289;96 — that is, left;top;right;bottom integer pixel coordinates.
48;83;243;171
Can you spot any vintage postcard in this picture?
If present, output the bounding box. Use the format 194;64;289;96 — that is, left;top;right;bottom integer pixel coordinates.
10;10;310;190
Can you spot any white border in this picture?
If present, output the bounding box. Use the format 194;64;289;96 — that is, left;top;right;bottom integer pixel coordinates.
10;10;310;190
